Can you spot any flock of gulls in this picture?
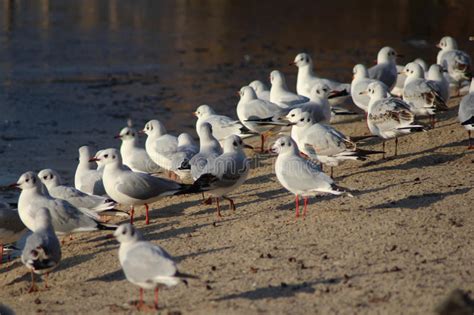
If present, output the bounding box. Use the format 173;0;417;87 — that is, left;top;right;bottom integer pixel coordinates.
0;35;473;311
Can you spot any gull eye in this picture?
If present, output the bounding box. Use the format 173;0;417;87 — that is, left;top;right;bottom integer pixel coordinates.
126;131;129;135
43;176;47;180
233;141;237;146
104;154;109;158
281;142;285;146
122;229;127;235
323;88;328;92
316;89;320;94
299;118;304;122
300;58;303;61
306;118;310;122
112;155;116;159
291;114;295;117
25;178;29;182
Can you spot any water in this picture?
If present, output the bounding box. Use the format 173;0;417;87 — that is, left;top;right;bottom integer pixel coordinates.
0;0;473;200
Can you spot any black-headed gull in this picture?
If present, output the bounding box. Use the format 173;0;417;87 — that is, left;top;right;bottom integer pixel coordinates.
0;202;26;264
436;36;472;92
269;70;309;108
249;80;270;101
351;64;389;112
114;223;197;311
190;122;223;180
272;136;352;218
21;207;61;292
74;146;107;196
368;47;401;90
427;64;450;103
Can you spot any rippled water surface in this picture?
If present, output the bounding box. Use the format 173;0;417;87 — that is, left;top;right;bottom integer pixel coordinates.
0;0;473;200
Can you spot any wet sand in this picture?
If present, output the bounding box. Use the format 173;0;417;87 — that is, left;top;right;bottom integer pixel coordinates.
1;1;474;314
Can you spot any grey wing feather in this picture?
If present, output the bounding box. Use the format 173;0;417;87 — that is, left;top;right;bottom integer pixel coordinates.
281;157;333;192
459;94;474;123
116;172;182;201
122;243;177;283
21;229;61;270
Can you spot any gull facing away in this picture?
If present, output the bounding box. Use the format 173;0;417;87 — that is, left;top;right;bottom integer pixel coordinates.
74;146;107;196
249;80;270;101
272;136;352;218
427;64;450;103
436;36;472;93
14;172;117;236
190;123;223;180
0;202;26;264
237;86;288;152
293;52;350;98
368;46;401;90
402;62;448;128
363;82;425;157
115;126;162;174
458;79;474;149
115;223;197;311
194;135;250;218
21;207;61;293
171;133;199;180
142;120;179;177
269;70;309;107
97;148;204;225
38;169;128;217
194;104;256;143
287;109;383;177
351;64;389;112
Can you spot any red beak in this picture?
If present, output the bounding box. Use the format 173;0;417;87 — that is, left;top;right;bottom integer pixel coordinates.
114;135;122;139
193;112;198;117
8;183;19;189
138;130;145;135
289;61;296;66
89;157;100;162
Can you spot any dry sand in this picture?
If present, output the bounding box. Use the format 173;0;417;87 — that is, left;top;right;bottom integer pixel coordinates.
1;97;473;314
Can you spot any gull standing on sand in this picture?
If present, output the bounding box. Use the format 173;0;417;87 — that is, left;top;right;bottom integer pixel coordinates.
97;148;203;225
237;86;287;152
363;82;425;156
402;62;448;128
14;172;117;236
292;52;350;97
38;169;128;218
272;136;352;218
115;126;162;174
0;202;26;264
194;104;255;142
436;36;472;92
114;223;197;310
75;146;107;196
171;133;199;180
458;79;474;149
351;64;389;112
142;120;179;177
190;123;223;180
286;109;383;177
392;58;428;97
269;70;309;107
194;135;250;217
21;207;61;292
249;80;270;101
368;47;400;90
427;64;450;103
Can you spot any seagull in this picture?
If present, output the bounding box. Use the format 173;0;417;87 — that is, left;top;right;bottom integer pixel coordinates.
427;64;450;103
97;148;204;225
363;82;425;156
269;70;309;108
193;135;250;217
392;58;428;97
436;36;472;93
286;109;383;177
74;146;107;196
402;62;448;128
171;133;199;180
114;223;197;311
458;79;474;149
298;83;332;124
272;136;352;218
190;123;223;180
142;120;179;177
21;207;61;293
0;202;26;264
115;126;162;174
38;169;128;217
194;104;256;143
292;52;350;98
368;46;401;90
351;64;389;112
249;80;270;101
14;171;117;236
237;86;287;152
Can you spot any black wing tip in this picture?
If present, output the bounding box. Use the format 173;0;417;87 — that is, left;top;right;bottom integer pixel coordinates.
461;116;474;126
97;223;118;231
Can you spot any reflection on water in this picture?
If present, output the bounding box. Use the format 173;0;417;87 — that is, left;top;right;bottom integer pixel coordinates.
0;0;473;195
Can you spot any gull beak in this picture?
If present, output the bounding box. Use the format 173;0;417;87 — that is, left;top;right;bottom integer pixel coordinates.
436;43;441;48
8;183;20;189
469;36;474;41
138;130;145;135
359;91;368;95
114;134;122;139
289;61;296;66
89;157;100;162
236;91;240;96
193;112;198;117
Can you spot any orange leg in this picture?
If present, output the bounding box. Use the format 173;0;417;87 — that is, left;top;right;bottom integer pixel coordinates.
223;196;236;211
303;197;309;217
28;271;39;293
154;287;159;310
145;204;150;225
295;194;300;218
130;206;135;225
216;198;222;218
